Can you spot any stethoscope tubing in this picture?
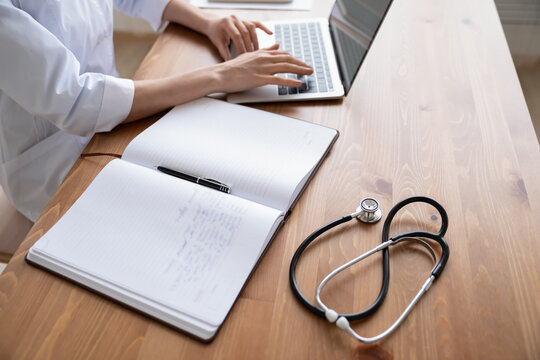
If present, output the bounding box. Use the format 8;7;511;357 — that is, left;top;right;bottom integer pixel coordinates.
289;196;450;342
289;213;390;321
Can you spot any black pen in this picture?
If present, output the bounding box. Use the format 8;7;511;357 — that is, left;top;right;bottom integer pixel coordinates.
157;166;231;194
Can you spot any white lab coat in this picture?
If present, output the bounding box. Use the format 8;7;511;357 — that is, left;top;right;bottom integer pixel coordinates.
0;0;170;221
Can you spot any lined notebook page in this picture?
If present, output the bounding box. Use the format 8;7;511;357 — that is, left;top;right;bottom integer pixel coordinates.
122;98;337;213
30;159;282;326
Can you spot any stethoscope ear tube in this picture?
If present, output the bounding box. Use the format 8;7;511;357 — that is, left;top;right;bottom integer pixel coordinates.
384;196;449;278
391;231;449;278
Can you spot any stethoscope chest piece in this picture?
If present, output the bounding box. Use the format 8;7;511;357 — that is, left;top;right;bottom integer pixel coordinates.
355;198;382;224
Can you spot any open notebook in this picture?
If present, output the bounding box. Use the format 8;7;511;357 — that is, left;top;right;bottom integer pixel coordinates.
26;97;338;341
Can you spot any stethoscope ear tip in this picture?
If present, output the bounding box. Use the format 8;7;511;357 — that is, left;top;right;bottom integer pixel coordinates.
325;309;339;323
336;316;350;330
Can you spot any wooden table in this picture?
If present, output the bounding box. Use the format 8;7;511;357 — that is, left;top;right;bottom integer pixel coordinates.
1;0;539;358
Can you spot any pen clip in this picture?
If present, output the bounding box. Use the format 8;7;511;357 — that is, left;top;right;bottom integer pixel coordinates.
203;178;227;186
202;178;231;194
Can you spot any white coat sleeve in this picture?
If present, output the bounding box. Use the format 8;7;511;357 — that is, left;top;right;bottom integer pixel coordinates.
0;3;134;137
113;0;172;31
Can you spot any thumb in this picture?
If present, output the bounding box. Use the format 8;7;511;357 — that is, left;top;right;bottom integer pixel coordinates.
216;41;231;61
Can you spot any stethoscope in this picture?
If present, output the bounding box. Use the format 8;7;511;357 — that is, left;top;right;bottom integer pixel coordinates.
289;196;450;343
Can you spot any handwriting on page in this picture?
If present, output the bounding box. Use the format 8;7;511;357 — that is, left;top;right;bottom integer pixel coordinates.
162;190;245;299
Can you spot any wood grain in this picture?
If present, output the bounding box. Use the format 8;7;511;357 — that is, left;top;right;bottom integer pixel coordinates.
0;187;33;262
1;0;539;358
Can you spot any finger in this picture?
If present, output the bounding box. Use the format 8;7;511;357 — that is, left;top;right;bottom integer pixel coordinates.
265;63;314;76
227;19;245;54
263;43;280;51
260;75;303;87
245;22;259;51
253;21;272;35
215;35;231;60
219;40;232;61
234;18;253;52
266;51;290;56
266;54;313;69
267;50;299;56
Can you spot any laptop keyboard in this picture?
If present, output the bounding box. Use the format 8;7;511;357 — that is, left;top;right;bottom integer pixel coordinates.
274;22;334;95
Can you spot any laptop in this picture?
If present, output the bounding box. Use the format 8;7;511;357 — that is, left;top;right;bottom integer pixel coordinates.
227;0;394;104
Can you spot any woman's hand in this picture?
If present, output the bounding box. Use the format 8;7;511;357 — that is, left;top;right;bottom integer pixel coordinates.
126;45;312;123
204;14;272;60
213;44;313;93
162;1;272;60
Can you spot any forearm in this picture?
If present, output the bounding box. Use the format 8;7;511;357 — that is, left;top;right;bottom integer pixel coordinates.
123;66;221;123
162;0;214;35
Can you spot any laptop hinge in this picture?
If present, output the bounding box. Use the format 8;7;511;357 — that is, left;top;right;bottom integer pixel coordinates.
327;22;346;93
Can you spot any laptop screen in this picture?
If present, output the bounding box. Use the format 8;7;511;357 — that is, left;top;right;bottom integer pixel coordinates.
329;0;393;94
